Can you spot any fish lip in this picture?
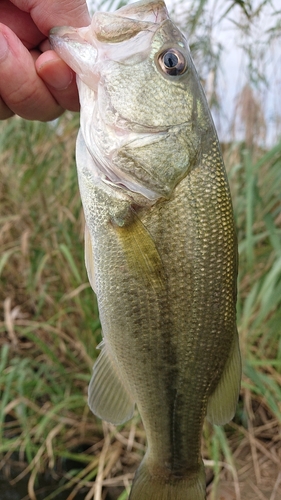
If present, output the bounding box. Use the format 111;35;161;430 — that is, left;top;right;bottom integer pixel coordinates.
49;26;85;48
49;26;99;86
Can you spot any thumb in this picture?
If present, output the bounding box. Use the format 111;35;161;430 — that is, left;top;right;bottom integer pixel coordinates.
10;0;91;35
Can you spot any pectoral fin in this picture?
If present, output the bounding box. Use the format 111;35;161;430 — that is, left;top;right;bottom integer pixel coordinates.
84;223;96;293
114;210;166;292
88;342;135;425
207;331;241;425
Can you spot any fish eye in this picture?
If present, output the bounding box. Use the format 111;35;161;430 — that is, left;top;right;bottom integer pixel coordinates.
158;48;187;76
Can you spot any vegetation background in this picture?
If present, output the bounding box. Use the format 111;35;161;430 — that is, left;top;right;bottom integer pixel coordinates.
0;0;280;499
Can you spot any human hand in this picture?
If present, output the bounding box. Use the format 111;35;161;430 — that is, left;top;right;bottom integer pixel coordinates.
0;0;90;121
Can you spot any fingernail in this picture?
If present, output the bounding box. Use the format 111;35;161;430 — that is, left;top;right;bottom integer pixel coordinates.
39;60;74;90
0;32;9;61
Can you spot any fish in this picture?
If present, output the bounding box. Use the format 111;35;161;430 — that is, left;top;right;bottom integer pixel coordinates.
50;1;241;498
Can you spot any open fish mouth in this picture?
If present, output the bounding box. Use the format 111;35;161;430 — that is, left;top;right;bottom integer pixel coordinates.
50;0;169;87
50;0;191;202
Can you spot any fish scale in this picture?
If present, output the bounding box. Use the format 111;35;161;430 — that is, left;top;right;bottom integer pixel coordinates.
50;1;241;498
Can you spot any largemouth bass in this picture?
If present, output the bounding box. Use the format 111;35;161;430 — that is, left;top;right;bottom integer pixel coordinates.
50;1;241;498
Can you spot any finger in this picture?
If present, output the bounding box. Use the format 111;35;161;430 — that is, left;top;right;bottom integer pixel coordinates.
0;96;14;120
39;39;51;52
11;0;91;35
36;51;80;112
0;24;64;121
0;0;44;49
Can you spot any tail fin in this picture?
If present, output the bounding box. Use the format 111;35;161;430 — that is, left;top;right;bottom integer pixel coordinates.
129;457;206;500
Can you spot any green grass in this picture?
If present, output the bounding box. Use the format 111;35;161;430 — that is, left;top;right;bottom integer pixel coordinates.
0;115;281;499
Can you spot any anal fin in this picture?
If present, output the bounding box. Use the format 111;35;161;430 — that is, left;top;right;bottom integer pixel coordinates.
207;331;241;425
88;342;135;425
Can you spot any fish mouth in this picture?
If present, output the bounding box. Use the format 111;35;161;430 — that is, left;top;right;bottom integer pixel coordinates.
50;0;174;203
49;0;170;87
